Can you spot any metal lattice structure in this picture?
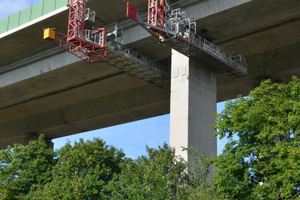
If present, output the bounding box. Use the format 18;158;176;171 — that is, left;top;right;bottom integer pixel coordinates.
50;30;108;63
126;1;248;79
67;0;85;40
47;0;108;63
148;0;165;29
44;0;170;88
105;40;170;88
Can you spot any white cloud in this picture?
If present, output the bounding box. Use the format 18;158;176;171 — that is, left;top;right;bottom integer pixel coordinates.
0;0;42;20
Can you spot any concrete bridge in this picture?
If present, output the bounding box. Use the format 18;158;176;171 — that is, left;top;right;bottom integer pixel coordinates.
1;0;300;161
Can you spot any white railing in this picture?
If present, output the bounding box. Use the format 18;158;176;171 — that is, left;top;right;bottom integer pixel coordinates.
84;29;105;46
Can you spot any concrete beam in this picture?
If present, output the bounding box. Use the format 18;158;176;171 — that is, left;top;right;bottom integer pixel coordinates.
1;0;300;151
0;84;170;148
0;50;79;88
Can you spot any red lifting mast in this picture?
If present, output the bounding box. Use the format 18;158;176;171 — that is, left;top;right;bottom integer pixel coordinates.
148;0;165;29
67;0;86;41
44;0;107;63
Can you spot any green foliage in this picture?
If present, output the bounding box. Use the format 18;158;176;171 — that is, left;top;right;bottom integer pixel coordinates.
183;148;217;200
106;144;217;199
106;143;185;199
212;76;300;199
0;135;56;200
0;136;216;199
30;138;125;199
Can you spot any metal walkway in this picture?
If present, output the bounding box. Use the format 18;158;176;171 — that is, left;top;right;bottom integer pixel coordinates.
50;28;170;89
105;40;170;88
162;35;247;79
127;3;247;79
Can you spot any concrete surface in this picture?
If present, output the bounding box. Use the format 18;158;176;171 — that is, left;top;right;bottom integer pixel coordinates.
170;49;217;160
0;0;300;150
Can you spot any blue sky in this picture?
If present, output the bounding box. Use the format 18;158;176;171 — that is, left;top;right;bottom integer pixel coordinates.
51;103;228;157
0;0;40;20
1;0;230;157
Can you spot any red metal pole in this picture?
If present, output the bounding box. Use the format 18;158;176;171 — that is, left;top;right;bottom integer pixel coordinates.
67;0;86;41
148;0;164;29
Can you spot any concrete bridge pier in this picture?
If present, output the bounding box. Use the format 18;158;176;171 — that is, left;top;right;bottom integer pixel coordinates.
170;49;217;167
24;133;54;149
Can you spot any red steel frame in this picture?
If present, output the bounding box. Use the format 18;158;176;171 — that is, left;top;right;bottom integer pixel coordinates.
49;0;108;63
53;29;107;63
126;2;138;21
148;0;165;29
67;0;86;41
126;1;166;37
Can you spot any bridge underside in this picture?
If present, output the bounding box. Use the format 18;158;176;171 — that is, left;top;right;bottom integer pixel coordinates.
0;0;300;148
0;56;170;148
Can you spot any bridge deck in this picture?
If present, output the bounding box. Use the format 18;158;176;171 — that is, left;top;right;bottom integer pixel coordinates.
0;0;300;147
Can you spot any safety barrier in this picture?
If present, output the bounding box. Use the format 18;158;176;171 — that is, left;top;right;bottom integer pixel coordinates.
0;0;66;34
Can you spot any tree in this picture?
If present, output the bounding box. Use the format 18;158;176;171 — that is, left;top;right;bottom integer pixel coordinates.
212;76;300;199
0;135;56;200
0;136;216;199
30;138;125;199
106;143;216;200
105;143;185;199
183;148;217;200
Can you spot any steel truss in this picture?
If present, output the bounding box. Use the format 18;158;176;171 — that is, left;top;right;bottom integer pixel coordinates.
46;0;170;88
51;31;108;63
127;1;248;79
105;41;170;88
148;0;165;29
51;30;169;88
67;0;85;40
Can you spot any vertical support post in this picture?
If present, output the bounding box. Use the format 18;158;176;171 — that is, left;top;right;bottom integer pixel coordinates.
42;0;45;16
170;49;217;177
67;0;86;41
148;0;164;28
18;11;21;27
29;6;33;21
24;133;54;149
6;16;10;31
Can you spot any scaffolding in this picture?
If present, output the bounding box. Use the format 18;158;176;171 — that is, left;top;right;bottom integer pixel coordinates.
44;0;169;88
148;0;165;29
126;1;247;79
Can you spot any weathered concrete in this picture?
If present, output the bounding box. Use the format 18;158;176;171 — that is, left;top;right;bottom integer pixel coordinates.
0;0;300;152
24;133;54;149
170;49;217;161
0;55;170;148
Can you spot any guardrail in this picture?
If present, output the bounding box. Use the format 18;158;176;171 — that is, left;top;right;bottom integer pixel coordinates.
0;0;66;34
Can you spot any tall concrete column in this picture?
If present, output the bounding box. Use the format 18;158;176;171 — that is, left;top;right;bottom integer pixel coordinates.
170;49;217;162
24;133;54;149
